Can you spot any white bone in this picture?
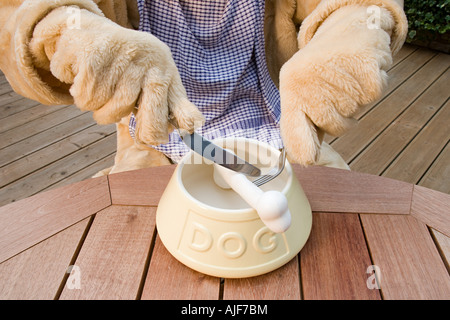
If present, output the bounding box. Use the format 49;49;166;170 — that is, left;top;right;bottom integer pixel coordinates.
213;163;291;233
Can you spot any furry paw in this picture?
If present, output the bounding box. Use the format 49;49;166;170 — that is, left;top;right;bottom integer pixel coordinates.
280;110;321;166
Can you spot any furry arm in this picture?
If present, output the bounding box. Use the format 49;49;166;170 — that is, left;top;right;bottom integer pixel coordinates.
28;6;203;145
0;0;104;105
297;0;407;55
279;4;403;165
0;0;139;104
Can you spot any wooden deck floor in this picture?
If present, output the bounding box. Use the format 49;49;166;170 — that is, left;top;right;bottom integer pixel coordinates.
0;43;449;206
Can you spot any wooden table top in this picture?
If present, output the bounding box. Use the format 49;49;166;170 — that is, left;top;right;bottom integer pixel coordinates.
0;164;449;300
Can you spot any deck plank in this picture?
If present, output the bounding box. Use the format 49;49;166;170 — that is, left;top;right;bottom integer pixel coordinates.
0;73;9;85
0;84;13;96
0;103;66;134
361;214;450;299
0;91;24;104
0;133;116;206
300;213;380;300
0;97;40;119
350;68;450;174
418;142;450;194
391;44;416;65
0;112;97;167
59;205;156;300
0;123;115;188
382;100;450;183
0;218;90;300
0;105;85;149
331;53;450;163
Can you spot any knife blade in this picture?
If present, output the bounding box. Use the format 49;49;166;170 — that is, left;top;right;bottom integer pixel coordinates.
181;132;261;177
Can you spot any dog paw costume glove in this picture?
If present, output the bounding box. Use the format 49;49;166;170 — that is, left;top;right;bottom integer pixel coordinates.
30;6;204;145
280;4;402;166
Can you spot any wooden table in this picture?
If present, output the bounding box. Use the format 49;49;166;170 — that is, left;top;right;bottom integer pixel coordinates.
0;164;449;300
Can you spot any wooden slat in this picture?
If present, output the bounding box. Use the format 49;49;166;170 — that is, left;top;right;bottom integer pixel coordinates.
0;73;9;85
350;68;450;174
108;165;175;206
0;112;96;167
223;257;300;300
361;214;450;299
382;100;450;183
0;97;40;119
418;142;450;194
59;205;157;300
431;230;450;272
300;213;380;300
331;53;450;163
0;218;90;299
0;133;116;206
0;85;13;96
0;105;84;149
141;236;220;300
293;165;413;214
0;91;36;107
0;72;14;95
410;185;450;237
44;153;115;191
391;44;416;66
0;103;64;134
0;176;110;264
0;123;115;188
417;143;450;270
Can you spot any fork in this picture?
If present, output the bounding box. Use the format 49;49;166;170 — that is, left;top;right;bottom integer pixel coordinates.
251;147;286;187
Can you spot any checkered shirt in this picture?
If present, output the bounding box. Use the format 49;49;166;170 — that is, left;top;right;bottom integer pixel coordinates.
130;0;283;162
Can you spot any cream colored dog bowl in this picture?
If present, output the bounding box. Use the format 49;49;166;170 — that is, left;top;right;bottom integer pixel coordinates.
156;138;312;278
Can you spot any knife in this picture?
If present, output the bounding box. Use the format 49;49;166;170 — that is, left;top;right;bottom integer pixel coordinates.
181;131;261;177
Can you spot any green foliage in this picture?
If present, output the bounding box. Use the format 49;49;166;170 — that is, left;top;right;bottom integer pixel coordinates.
404;0;450;40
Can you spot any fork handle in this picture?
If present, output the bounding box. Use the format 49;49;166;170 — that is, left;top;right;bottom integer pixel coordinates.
214;164;291;233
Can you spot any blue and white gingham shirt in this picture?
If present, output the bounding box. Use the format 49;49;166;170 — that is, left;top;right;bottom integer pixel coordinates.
130;0;283;162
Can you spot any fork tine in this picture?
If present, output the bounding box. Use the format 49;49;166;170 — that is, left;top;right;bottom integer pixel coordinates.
254;177;270;187
251;147;286;187
255;170;280;187
251;165;276;185
253;151;286;187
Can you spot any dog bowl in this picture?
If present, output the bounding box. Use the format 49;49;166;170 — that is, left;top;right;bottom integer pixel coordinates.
156;137;312;278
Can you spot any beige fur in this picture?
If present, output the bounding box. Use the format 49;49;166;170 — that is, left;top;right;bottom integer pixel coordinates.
264;0;299;87
30;6;204;147
92;115;172;177
0;0;408;175
0;0;104;105
298;0;407;54
280;5;396;165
